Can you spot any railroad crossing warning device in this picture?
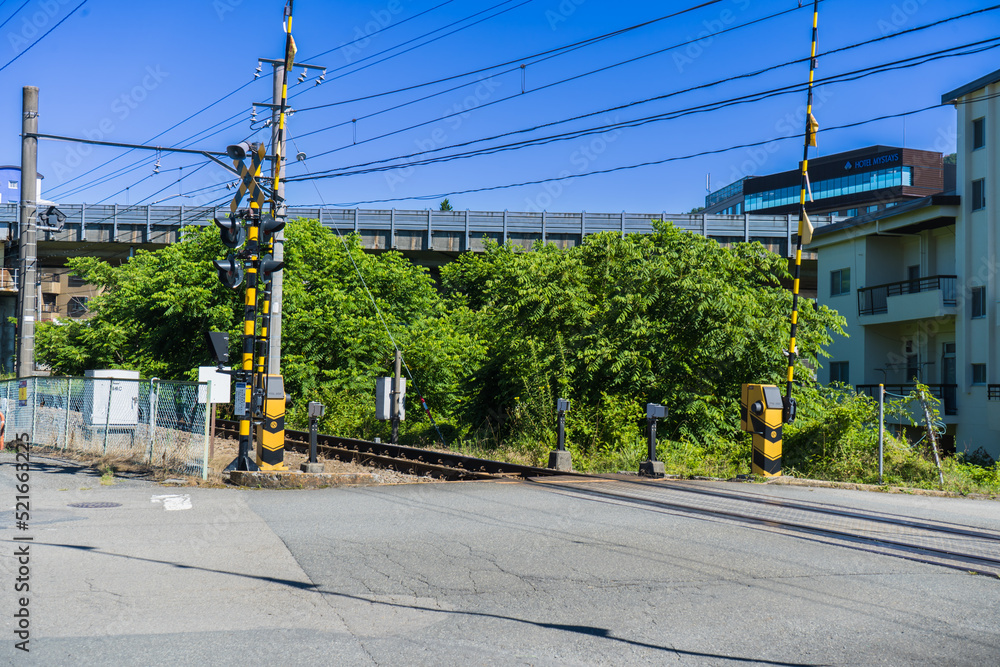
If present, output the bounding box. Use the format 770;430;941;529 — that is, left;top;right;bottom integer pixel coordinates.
256;374;287;471
740;384;783;477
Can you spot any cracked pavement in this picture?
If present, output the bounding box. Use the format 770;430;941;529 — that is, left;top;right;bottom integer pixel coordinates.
1;454;999;665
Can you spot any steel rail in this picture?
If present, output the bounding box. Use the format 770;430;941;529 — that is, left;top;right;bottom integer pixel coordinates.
535;479;1000;577
614;477;1000;544
215;419;567;480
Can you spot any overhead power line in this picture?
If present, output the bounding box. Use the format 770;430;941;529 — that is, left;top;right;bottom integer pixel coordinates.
289;36;1000;182
48;77;262;198
293;0;737;115
297;103;952;208
301;0;536;83
293;3;806;143
0;0;86;75
292;6;1000;171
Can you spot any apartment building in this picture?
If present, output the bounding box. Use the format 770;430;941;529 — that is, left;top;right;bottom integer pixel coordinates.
809;69;1000;462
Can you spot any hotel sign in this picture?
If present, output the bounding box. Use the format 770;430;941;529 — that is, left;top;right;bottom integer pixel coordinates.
844;152;900;171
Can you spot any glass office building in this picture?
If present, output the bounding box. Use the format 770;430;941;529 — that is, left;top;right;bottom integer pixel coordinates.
704;146;948;218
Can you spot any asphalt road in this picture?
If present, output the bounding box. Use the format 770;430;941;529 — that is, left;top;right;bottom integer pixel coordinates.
1;453;998;666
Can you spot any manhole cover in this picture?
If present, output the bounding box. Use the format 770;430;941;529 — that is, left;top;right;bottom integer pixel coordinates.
68;502;122;509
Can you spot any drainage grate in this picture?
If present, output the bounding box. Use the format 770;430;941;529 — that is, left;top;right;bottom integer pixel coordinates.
68;502;122;509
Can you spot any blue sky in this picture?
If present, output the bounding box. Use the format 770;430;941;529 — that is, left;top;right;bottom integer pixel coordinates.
1;0;998;215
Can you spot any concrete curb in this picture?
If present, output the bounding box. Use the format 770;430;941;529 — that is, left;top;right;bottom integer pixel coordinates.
228;471;380;489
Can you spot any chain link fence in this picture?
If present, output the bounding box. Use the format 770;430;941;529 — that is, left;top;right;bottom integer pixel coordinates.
1;376;211;478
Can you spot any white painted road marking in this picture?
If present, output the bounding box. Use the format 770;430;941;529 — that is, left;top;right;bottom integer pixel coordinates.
150;494;192;511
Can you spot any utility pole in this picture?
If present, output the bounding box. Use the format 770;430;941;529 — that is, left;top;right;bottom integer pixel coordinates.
17;86;38;378
255;16;325;376
268;61;286;376
391;349;401;444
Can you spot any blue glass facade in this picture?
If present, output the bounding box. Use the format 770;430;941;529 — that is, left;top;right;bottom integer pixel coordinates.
745;166;912;212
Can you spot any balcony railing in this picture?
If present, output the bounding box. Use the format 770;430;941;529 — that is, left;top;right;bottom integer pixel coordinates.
857;384;958;416
858;275;957;316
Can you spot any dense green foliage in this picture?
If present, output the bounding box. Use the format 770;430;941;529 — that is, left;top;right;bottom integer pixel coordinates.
441;222;843;460
34;217;999;492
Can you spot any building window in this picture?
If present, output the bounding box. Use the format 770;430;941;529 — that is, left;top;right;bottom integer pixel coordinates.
744;166;913;212
973;117;986;151
830;268;850;296
830;361;849;384
67;273;87;287
68;296;89;317
846;208;858;217
7;180;17;190
42;293;57;313
867;205;879;213
972;178;986;211
972;286;986;318
972;364;987;385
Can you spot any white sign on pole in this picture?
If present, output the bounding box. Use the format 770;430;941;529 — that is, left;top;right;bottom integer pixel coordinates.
375;377;405;421
198;367;231;404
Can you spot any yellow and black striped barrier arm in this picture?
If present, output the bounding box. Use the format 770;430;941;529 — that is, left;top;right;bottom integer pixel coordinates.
786;0;820;411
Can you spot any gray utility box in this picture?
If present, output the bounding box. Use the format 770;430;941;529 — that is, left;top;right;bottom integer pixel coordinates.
84;369;140;427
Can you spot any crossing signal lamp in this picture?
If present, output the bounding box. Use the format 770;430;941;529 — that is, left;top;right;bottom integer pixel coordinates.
258;256;284;284
214;215;246;249
258;214;286;246
214;257;244;289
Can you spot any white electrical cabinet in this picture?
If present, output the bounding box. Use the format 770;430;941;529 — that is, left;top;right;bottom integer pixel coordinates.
84;369;140;427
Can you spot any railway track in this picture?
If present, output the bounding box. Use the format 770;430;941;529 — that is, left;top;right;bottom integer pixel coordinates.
214;419;566;481
214;420;1000;576
535;477;1000;578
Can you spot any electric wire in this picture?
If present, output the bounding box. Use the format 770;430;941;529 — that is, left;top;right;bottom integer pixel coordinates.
80;161;213;229
302;0;459;60
0;0;30;32
293;2;806;142
291;1;993;154
294;0;732;114
302;0;535;78
291;39;998;182
48;77;262;198
293;102;955;207
0;0;86;75
55;104;256;202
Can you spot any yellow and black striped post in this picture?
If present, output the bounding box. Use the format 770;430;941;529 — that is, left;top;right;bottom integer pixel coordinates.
234;217;260;471
786;0;820;406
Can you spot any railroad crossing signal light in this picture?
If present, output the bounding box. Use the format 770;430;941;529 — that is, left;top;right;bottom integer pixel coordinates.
259;214;286;245
214;257;244;289
258;256;284;284
214;215;246;249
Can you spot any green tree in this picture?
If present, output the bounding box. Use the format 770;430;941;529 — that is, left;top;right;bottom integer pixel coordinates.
36;225;241;378
441;221;845;454
439;198;453;211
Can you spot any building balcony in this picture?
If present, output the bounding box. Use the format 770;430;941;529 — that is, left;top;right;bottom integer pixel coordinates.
857;275;957;324
0;269;17;292
857;384;958;416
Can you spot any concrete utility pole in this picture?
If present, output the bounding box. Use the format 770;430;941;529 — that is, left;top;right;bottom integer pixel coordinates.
17;86;38;378
267;63;286;375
